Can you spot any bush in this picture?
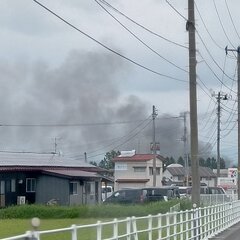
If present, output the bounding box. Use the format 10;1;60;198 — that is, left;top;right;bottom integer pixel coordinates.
0;200;192;219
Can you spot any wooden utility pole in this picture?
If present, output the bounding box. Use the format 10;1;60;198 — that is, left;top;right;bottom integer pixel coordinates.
187;0;200;205
212;91;228;181
183;112;189;186
225;46;240;199
152;105;157;187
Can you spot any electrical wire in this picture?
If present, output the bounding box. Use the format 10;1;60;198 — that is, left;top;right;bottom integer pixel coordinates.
225;0;240;41
33;0;187;83
95;0;188;73
197;49;237;93
195;2;224;50
0;119;150;128
213;0;236;49
98;0;188;49
165;0;188;21
80;118;153;160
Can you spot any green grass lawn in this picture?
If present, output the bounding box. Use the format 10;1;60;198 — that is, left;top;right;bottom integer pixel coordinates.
0;218;103;239
0;200;191;239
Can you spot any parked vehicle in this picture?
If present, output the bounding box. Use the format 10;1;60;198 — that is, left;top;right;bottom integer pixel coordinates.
157;186;180;200
178;186;191;198
102;186;114;201
104;186;180;204
104;188;147;204
207;186;226;194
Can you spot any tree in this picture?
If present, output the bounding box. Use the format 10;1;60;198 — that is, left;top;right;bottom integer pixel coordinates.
98;150;120;170
199;157;205;167
220;158;226;169
177;156;184;166
89;161;98;166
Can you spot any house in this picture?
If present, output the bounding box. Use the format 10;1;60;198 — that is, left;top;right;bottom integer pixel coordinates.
162;164;217;187
112;150;165;190
0;152;111;207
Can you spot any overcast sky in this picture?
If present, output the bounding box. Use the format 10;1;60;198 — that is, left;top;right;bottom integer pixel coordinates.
0;0;239;165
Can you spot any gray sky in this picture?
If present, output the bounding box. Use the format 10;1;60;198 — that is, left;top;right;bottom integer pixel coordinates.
0;0;239;165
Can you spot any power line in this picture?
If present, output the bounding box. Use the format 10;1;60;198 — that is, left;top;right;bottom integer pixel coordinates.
0;119;149;127
197;48;237;93
95;0;188;73
33;0;187;83
213;0;236;49
79;118;153;160
195;2;224;50
225;0;240;41
165;0;188;21
98;0;188;49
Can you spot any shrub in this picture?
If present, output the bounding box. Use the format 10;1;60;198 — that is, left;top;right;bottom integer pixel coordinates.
0;200;192;219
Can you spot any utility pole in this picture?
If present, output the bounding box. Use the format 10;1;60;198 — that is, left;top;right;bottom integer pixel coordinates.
182;111;189;186
225;46;240;200
212;91;228;181
152;105;158;187
187;0;200;205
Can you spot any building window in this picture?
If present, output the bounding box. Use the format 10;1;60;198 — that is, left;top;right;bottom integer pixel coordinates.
11;179;16;192
149;167;160;175
133;167;146;172
26;178;36;192
0;181;4;194
70;182;78;195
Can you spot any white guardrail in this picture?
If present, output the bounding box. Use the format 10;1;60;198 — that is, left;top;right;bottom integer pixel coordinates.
3;200;240;240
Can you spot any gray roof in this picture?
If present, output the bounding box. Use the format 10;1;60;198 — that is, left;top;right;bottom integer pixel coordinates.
43;169;99;178
166;166;216;178
0;152;95;168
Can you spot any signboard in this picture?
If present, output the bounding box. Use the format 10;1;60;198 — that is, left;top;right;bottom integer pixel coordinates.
228;168;238;178
218;177;237;192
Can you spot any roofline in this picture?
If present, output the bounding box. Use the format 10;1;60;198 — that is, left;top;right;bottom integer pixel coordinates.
115;179;150;183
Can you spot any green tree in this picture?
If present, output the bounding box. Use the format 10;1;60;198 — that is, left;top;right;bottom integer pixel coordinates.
89;161;98;166
199;157;205;167
98;150;120;170
220;158;226;169
177;156;184;166
164;156;175;167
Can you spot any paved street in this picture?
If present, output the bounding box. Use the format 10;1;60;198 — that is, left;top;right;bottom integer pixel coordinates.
211;222;240;240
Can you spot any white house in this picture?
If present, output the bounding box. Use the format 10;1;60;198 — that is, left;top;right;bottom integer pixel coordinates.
112;150;165;190
163;164;217;187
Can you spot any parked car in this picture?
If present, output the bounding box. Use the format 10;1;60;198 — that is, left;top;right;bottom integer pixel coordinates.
101;186;114;201
104;186;180;204
178;186;191;198
104;188;147;204
157;186;180;200
207;187;226;194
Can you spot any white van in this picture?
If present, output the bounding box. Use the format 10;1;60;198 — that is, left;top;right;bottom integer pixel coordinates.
102;186;113;201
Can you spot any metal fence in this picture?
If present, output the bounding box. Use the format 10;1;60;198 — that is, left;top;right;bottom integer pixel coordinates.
200;194;238;206
3;200;240;240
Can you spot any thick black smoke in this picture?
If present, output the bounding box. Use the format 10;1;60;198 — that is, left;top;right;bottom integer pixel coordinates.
0;50;199;161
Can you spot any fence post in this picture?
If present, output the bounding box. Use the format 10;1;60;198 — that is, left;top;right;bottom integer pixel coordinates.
96;221;102;240
166;214;170;240
131;216;138;240
113;218;118;239
26;217;41;240
192;204;200;240
157;213;162;240
179;211;183;240
126;217;131;240
147;215;152;240
71;224;77;240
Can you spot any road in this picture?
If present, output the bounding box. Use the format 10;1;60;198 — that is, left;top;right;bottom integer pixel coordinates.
211;222;240;240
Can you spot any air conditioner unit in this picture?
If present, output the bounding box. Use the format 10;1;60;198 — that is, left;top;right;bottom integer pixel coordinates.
17;196;26;205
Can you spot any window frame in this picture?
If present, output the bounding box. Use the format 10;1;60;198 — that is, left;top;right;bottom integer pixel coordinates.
70;181;78;195
26;178;36;193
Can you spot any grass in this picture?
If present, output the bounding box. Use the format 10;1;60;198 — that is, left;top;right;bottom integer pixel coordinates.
0;199;192;239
